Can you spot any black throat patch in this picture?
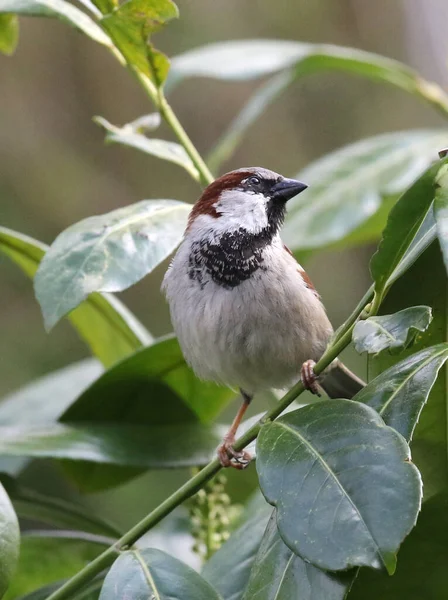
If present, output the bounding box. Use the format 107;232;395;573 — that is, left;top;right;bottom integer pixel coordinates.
188;222;280;289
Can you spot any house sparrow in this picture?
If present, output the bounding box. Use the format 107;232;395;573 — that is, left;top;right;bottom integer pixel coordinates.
162;167;364;469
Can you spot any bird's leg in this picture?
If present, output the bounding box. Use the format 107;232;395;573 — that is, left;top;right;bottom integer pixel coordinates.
301;359;321;396
217;389;253;470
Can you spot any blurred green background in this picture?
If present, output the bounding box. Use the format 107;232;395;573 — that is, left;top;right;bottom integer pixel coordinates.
1;0;447;557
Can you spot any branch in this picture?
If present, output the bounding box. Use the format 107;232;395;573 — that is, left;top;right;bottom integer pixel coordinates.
44;284;373;600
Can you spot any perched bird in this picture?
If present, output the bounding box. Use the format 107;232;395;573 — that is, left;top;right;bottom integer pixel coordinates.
162;167;364;469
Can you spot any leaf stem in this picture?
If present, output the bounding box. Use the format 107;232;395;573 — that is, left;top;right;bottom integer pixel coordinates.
133;70;214;187
44;287;371;600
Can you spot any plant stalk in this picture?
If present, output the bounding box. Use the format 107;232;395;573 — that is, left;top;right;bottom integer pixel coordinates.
45;290;369;600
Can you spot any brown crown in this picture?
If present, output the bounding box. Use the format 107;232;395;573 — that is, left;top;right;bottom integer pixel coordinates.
187;170;253;228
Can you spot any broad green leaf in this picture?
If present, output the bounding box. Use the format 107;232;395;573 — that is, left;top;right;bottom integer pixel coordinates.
16;577;103;600
91;0;115;15
353;306;432;355
62;336;234;425
1;474;121;537
0;482;19;598
0;422;222;468
202;496;272;600
350;490;448;599
370;158;447;301
434;162;448;275
283;130;448;252
99;548;222;600
168;40;448;116
242;512;357;600
3;536;102;600
34;200;190;331
256;401;422;574
0;14;18;55
0;227;152;366
365;242;448;499
0;0;113;47
100;0;178;86
0;359;102;426
94;115;200;181
360;343;448;440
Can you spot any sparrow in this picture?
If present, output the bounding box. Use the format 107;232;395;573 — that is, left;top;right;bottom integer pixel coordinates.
162;167;364;469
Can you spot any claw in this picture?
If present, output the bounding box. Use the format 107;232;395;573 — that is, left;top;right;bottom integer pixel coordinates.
301;359;321;396
217;436;252;470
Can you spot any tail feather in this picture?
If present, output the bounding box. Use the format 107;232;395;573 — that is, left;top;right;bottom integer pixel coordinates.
320;359;365;399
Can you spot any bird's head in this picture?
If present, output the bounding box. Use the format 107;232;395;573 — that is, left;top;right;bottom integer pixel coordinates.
187;167;308;237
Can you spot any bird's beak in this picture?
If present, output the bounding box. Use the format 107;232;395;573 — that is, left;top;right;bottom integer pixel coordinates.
271;178;308;202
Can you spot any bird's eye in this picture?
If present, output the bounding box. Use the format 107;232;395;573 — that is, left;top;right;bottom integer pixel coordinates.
248;176;261;186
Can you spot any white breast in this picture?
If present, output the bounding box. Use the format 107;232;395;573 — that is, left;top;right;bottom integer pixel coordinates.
162;235;333;394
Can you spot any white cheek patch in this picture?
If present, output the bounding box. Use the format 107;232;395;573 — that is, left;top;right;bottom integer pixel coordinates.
214;189;269;234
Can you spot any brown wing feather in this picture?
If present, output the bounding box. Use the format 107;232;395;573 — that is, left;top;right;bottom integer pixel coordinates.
283;244;320;298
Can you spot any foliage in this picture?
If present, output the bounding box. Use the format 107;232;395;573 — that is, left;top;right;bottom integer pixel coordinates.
1;1;448;599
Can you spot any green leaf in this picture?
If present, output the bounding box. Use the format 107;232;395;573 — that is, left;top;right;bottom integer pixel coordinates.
357;344;448;449
365;242;448;499
242;512;357;600
168;40;448;115
353;306;432;355
434;162;448;275
1;474;121;537
100;0;178;86
58;336;233;491
34;200;190;331
0;0;113;47
62;336;233;425
283;130;448;252
0;482;19;598
370;158;447;301
202;496;272;600
94;115;200;180
91;0;116;15
3;535;102;600
0;421;222;468
350;490;448;600
100;548;222;600
256;400;422;573
0;227;152;367
0;14;18;55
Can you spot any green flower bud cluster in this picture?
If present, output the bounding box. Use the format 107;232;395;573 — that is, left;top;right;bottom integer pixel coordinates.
189;472;232;560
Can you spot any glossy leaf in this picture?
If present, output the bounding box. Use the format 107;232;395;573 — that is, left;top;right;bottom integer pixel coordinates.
0;0;113;47
0;482;19;598
62;336;234;425
202;495;272;600
95;115;200;180
358;344;448;445
366;242;448;499
100;0;178;86
34;200;190;330
0;227;152;366
256;400;422;573
350;490;448;599
243;512;357;600
0;359;102;426
353;306;432;355
434;162;448;275
0;14;18;55
0;421;222;468
1;474;121;537
99;548;222;600
3;535;102;600
370;158;447;300
283;130;448;251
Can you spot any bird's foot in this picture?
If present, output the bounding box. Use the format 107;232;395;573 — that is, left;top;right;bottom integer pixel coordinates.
301;359;321;396
217;435;252;470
